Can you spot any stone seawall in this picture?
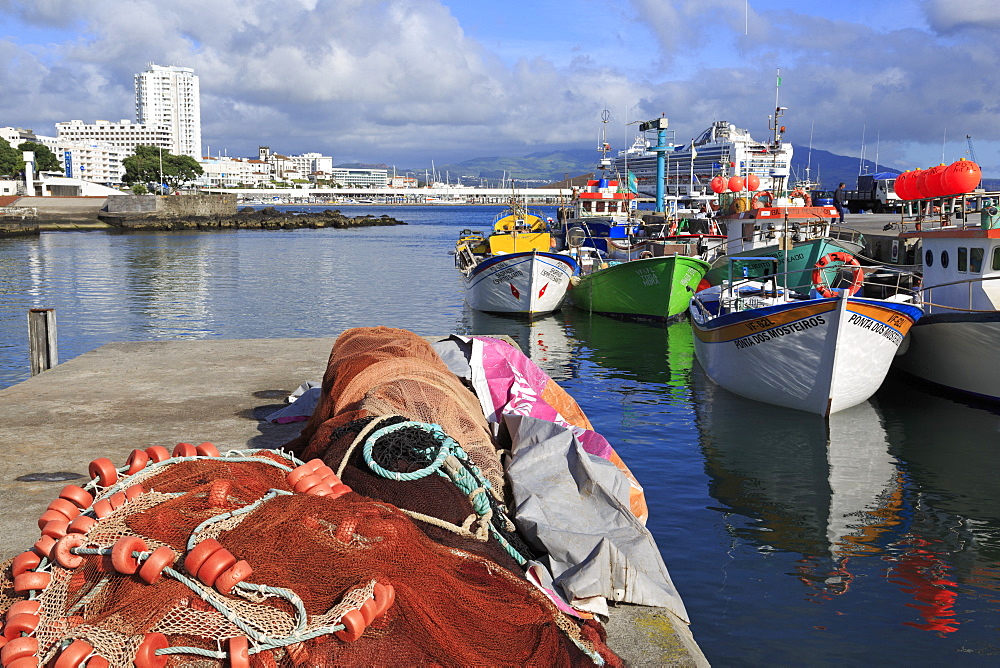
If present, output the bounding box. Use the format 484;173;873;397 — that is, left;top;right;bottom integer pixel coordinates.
98;206;407;231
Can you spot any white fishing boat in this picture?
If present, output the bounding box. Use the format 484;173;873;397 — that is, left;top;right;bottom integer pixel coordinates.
893;201;1000;399
455;202;577;315
689;257;923;416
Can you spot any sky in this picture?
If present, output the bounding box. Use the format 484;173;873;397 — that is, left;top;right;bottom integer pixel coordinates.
2;0;1000;175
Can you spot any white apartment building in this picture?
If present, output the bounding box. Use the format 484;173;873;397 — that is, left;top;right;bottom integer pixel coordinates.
197;156;273;188
135;64;202;159
330;168;389;188
59;141;129;185
56;119;172;155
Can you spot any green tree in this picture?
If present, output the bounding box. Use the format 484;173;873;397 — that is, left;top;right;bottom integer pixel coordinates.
17;141;61;172
0;138;24;177
123;145;204;192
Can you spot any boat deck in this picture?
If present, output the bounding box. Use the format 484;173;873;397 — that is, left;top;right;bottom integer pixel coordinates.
0;336;708;666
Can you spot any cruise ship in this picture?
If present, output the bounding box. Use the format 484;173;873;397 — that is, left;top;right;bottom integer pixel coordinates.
614;120;794;198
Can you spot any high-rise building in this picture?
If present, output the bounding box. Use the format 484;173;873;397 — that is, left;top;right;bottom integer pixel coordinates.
135;63;202;159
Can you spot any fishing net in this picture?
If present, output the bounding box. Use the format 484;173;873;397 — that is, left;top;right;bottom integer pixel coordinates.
1;327;623;666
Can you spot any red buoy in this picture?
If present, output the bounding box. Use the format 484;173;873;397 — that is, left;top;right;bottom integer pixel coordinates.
728;176;744;192
710;175;726;194
746;174;760;192
925;164;948;197
942;159;981;195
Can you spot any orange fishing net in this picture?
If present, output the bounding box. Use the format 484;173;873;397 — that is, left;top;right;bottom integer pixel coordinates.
1;327;623;667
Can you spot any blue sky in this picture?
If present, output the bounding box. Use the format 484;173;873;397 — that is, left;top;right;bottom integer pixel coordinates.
2;0;999;175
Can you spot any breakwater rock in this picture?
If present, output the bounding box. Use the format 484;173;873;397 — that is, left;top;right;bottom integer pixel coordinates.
97;206;407;231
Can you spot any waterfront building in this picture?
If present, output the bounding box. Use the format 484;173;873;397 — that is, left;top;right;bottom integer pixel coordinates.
56;119;172;155
196;156;272;189
330;167;389;188
58;141;128;185
135;64;202;159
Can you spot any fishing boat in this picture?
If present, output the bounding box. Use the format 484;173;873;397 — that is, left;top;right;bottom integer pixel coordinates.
569;253;711;322
455;202;577;315
689;257;923;416
703;188;866;292
893;198;1000;399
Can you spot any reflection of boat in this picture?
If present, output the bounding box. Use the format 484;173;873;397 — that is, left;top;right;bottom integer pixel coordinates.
462;309;575;382
692;371;903;577
893;212;1000;400
454;203;576;315
690;258;922;416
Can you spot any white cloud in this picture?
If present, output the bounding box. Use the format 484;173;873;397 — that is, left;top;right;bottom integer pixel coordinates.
923;0;1000;34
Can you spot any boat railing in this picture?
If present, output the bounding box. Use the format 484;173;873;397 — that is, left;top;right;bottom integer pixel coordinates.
697;256;922;315
919;273;1000;314
898;190;1000;229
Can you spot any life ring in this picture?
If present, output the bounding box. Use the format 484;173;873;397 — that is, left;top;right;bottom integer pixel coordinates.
751;191;774;209
789;189;812;206
811;252;864;298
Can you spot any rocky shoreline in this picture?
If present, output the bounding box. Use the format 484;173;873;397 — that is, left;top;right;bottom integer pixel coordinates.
96;206;407;231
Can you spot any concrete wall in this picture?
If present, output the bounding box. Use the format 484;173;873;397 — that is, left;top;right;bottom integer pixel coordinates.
103;194;236;216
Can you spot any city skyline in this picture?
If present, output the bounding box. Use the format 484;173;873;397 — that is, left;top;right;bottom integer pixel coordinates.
1;1;999;173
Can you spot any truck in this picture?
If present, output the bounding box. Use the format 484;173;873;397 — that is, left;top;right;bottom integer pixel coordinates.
812;172;901;214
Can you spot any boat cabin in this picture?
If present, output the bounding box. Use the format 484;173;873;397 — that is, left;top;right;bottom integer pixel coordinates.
901;219;1000;312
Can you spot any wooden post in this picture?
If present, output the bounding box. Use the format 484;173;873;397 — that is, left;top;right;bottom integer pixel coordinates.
28;308;58;376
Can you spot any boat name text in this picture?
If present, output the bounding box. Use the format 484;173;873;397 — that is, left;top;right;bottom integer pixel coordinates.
734;316;826;349
492;268;524;284
540;267;566;282
847;313;904;346
634;266;661;286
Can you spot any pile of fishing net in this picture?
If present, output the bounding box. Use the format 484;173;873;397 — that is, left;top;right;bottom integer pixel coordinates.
1;327;685;666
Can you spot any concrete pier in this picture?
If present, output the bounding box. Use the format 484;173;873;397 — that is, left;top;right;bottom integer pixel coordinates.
0;337;708;666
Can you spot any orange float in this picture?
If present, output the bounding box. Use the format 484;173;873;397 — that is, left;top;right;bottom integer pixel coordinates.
195;442;221;457
53;533;88;569
2;612;40;640
52;638;95;668
728;176;744;192
942;159;981;195
126;449;150;474
133;633;169;668
144;445;170;462
710;175;726;193
214;559;253;594
196;549;238;587
111;536;148;575
746;174;760;191
925;164;948;197
47;498;83;521
172;442;197;457
13;570;51;593
11;552;40;577
59;485;93;510
138;546;177;585
88;457;118;487
335;609;367;642
183;538;224;574
68;515;97;534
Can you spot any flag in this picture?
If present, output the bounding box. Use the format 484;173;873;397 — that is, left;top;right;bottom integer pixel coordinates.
627;170;638;194
777;75;782;87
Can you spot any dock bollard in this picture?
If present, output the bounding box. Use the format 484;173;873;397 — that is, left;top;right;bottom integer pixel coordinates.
27;308;58;376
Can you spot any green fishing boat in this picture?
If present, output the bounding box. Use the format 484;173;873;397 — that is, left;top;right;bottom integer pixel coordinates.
568;254;711;321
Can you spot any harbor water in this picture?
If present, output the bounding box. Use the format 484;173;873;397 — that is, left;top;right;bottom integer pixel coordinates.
1;205;998;665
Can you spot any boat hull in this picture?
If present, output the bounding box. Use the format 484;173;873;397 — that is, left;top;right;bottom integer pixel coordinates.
464;251;576;315
690;294;921;416
704;237;864;293
570;255;710;321
893;312;1000;400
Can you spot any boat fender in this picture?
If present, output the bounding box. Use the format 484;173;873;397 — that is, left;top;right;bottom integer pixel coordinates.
812;252;863;298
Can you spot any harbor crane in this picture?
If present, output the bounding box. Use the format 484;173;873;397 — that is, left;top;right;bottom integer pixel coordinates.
967;134;978;163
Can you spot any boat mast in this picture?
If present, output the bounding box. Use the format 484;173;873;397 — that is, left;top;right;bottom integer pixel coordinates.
768;69;787;193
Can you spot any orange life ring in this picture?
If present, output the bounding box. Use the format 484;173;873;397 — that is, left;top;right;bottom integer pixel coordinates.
790;189;812;206
751;191;774;209
812;252;863;298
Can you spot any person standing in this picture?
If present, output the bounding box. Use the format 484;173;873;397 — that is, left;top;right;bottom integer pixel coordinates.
833;182;848;224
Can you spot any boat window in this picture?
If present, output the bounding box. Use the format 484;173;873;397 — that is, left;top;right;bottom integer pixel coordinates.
992;247;1000;271
940;250;949;268
925;249;934;267
958;247;967;272
971;247;985;274
595;201;605;213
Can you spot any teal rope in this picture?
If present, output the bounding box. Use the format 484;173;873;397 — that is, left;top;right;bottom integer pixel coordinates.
187;489;292;551
361;420;528;565
362;421;451;480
